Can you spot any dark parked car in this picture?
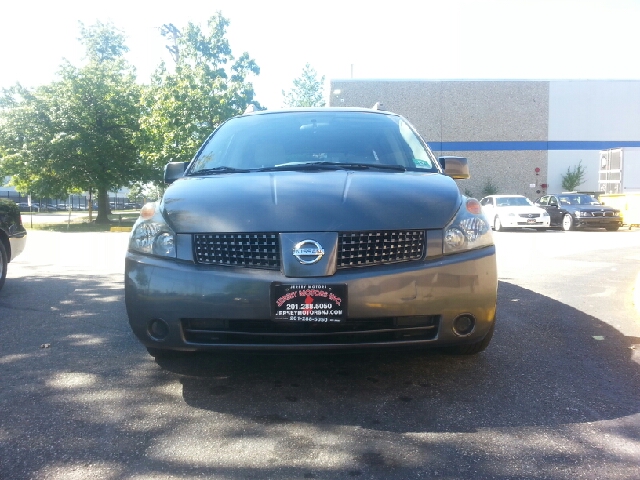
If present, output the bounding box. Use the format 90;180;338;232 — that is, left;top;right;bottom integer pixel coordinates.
0;198;27;291
40;203;62;212
534;193;622;231
123;202;143;210
16;202;39;213
125;108;497;358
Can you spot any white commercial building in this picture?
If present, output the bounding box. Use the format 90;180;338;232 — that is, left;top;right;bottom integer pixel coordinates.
329;79;640;198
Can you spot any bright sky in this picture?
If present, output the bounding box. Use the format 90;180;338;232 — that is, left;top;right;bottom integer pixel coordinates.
1;0;639;109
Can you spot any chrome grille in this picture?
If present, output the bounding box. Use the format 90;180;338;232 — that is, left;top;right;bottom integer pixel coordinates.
337;230;424;268
193;230;425;269
518;213;540;218
193;233;280;269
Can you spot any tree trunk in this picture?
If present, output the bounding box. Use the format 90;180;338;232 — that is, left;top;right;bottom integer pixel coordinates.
87;188;93;222
95;188;111;224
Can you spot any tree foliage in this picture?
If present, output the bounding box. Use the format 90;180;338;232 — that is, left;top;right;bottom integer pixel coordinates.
282;63;326;107
138;13;260;176
1;15;261;223
0;84;68;200
78;20;129;62
0;21;143;223
481;178;499;196
561;160;586;191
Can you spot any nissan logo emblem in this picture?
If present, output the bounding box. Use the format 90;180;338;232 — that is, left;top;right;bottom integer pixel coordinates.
293;240;325;265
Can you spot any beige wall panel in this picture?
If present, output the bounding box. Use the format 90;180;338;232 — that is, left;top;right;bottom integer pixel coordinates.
454;150;549;200
329;80;551;200
330;80;550;144
330;80;442;141
440;81;549;142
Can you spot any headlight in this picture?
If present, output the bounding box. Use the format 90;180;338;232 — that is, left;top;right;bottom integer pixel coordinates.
444;198;493;255
129;202;177;258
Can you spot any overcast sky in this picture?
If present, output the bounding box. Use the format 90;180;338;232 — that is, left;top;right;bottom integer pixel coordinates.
1;0;639;108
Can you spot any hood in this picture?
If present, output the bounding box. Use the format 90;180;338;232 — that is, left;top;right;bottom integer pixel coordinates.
161;170;461;233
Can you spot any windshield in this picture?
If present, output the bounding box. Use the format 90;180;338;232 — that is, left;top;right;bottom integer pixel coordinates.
496;196;534;207
189;111;439;173
558;194;600;205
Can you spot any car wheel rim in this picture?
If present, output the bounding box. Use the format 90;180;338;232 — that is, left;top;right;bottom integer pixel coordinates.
563;215;572;230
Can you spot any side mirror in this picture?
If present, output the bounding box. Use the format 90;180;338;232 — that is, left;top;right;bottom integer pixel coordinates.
164;161;189;184
439;156;470;180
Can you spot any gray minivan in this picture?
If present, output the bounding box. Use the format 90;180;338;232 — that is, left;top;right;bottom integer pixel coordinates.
124;108;497;357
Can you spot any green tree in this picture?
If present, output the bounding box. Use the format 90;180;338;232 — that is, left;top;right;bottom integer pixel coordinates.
282;63;326;107
481;178;499;196
78;20;129;62
138;13;260;175
561;161;586;191
0;21;144;223
0;84;71;202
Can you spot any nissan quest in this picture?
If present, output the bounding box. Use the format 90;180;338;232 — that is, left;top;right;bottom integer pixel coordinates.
124;107;497;357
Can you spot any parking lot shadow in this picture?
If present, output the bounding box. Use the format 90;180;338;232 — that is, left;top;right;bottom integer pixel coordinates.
160;281;640;434
2;273;639;479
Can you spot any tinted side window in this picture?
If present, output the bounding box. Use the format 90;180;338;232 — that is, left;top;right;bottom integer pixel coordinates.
397;119;436;169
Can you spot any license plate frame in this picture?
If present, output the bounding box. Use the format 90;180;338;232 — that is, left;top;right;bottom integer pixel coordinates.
272;283;347;323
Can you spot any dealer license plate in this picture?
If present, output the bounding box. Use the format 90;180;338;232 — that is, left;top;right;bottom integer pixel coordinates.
527;218;536;224
272;284;347;323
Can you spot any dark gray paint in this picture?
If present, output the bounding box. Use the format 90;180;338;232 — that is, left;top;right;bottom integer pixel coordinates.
161;170;461;233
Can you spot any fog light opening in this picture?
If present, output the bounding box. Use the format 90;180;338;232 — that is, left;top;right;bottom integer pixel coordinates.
148;318;169;341
452;314;476;337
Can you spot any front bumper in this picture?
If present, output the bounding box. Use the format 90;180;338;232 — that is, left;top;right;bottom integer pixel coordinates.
574;217;622;229
501;216;550;228
125;245;497;352
8;230;27;261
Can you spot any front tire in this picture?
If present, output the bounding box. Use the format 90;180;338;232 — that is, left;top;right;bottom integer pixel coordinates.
0;241;7;291
494;216;503;231
605;225;620;231
562;214;575;231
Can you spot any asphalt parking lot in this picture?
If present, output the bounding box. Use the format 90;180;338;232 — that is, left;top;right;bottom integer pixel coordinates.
1;228;639;479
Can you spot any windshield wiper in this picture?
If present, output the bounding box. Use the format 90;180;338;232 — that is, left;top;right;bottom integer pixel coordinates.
188;166;250;176
323;162;406;171
257;162;406;172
